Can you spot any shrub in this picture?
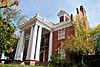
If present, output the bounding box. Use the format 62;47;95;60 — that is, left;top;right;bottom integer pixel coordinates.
49;53;68;66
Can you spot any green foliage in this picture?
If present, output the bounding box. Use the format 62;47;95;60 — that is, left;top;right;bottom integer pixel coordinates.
91;24;100;36
92;24;100;54
70;53;87;67
0;14;17;52
49;53;68;66
63;15;95;55
0;0;20;53
62;15;96;67
49;53;88;67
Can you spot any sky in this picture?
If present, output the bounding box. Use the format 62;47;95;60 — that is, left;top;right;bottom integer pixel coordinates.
18;0;100;28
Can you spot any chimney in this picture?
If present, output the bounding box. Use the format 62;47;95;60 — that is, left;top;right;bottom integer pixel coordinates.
80;5;84;13
71;14;73;21
76;8;79;14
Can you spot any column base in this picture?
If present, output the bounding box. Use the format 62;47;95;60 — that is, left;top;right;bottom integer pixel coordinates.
12;60;22;64
24;60;39;65
12;60;39;65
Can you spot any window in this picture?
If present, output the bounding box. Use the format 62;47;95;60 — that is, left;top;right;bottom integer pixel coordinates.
60;16;64;22
58;29;65;40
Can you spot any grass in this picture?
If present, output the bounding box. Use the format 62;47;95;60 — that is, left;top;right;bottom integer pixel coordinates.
0;64;36;67
0;64;47;67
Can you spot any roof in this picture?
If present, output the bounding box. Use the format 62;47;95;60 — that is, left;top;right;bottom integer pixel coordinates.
17;13;71;31
57;10;70;17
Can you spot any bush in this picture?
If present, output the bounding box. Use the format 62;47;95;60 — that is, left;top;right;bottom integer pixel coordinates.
49;53;68;66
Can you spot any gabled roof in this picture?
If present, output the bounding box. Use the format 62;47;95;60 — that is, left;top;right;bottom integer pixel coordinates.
57;10;70;17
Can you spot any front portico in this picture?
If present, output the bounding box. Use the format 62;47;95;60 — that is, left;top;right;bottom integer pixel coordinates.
14;14;53;64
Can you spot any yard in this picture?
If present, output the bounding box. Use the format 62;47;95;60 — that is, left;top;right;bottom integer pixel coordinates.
0;64;36;67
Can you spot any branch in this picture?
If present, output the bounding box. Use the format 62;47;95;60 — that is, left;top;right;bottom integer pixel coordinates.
0;0;19;9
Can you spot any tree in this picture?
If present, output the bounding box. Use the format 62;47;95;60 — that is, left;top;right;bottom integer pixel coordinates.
92;24;100;55
0;0;20;61
63;15;95;66
0;14;16;51
0;0;19;8
0;0;20;22
63;15;95;55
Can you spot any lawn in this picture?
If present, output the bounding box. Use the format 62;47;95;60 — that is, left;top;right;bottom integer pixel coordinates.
0;64;36;67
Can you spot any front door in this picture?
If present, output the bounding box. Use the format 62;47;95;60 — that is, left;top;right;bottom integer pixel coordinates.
40;33;50;62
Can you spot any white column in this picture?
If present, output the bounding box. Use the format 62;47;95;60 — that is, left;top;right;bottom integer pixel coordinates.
35;26;42;61
1;52;5;60
14;31;24;61
14;40;19;60
1;52;5;63
26;25;38;60
14;32;21;60
26;26;33;60
48;31;53;61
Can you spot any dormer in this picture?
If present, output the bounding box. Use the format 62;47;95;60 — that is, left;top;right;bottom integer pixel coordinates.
57;10;70;23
